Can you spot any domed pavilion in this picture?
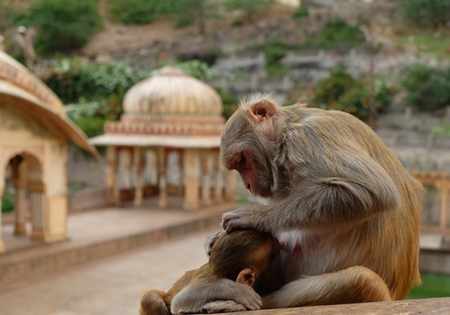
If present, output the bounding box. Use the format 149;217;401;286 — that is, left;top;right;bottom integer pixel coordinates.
0;51;99;253
90;68;237;210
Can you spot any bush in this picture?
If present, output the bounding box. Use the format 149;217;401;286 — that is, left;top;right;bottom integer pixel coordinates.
13;0;102;55
292;8;309;19
391;0;450;30
108;0;161;24
312;64;394;120
43;58;143;136
303;18;365;50
42;58;143;104
176;60;219;81
401;64;450;112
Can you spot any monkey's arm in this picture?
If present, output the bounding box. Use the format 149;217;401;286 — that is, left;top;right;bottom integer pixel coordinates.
170;278;262;314
223;132;401;233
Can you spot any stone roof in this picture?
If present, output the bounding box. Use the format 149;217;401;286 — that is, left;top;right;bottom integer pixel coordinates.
0;51;99;159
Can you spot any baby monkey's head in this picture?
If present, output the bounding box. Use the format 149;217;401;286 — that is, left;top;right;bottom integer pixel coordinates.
209;229;281;287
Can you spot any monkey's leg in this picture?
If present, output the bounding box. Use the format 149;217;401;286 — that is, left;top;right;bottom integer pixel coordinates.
140;289;171;315
263;266;392;309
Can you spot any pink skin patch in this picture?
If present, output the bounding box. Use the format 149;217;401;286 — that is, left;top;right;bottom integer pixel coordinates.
280;240;301;256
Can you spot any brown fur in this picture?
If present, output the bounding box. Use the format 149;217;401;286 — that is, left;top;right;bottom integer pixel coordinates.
139;229;280;315
170;94;423;312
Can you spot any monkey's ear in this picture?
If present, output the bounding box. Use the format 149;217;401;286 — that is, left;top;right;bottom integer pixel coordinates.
247;99;277;123
236;268;256;287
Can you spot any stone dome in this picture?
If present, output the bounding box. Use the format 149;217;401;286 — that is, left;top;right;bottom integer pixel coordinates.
123;67;223;117
104;67;225;137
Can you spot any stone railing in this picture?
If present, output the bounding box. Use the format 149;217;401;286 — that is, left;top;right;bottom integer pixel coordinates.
411;169;450;234
68;188;109;212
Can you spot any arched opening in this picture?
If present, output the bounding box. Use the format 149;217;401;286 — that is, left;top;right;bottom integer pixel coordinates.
1;152;45;252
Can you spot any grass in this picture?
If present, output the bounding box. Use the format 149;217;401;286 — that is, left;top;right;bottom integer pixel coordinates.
393;29;450;61
407;272;450;299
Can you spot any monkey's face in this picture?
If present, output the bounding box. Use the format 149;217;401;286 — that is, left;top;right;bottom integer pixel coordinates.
221;109;276;198
226;150;272;197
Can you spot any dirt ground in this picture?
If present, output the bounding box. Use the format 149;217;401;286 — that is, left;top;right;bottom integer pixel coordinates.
82;1;296;56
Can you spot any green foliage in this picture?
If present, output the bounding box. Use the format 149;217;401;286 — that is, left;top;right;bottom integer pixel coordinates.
391;0;450;30
108;0;164;24
216;88;239;120
303;18;365;50
43;58;143;136
175;13;195;28
156;0;218;35
292;7;309;19
73;116;107;138
1;187;14;213
393;30;450;61
312;64;394;120
176;60;219;81
12;0;102;55
0;2;16;33
401;64;450;112
42;58;142;104
263;40;290;77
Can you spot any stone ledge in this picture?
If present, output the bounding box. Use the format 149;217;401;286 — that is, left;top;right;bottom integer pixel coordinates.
240;298;450;315
0;210;223;287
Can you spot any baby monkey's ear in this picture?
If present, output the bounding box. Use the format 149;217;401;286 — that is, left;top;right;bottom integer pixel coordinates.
236;268;256;287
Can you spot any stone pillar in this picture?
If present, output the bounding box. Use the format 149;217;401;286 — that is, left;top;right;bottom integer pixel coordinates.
214;153;223;203
109;147;121;206
440;177;449;231
14;160;27;235
158;148;168;208
183;148;200;210
29;181;46;241
151;150;159;186
123;149;133;189
178;152;184;194
0;184;5;253
225;170;237;202
105;146;118;205
134;147;145;206
201;150;212;206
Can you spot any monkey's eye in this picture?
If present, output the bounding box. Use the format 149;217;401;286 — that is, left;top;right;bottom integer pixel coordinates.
238;155;247;165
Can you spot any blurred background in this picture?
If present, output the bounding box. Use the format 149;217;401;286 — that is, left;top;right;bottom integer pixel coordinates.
1;0;450;313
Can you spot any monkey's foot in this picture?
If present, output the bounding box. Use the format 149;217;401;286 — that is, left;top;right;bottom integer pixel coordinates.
200;300;247;313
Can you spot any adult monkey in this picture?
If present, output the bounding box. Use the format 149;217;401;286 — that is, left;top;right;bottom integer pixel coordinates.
171;94;423;313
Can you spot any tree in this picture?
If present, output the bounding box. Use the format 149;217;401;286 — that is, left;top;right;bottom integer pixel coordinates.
391;0;450;30
13;0;102;55
223;0;274;24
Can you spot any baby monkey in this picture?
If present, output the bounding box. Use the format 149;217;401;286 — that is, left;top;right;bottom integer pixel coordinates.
139;229;281;315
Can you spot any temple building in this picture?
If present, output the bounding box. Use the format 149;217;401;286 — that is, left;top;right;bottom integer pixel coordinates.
90;67;237;210
0;51;99;253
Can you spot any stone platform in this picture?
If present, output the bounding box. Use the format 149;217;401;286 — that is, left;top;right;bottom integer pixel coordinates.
0;197;234;287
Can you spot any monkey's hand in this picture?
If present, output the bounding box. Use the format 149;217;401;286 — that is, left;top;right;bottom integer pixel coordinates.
222;206;272;234
204;230;225;256
171;279;262;314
